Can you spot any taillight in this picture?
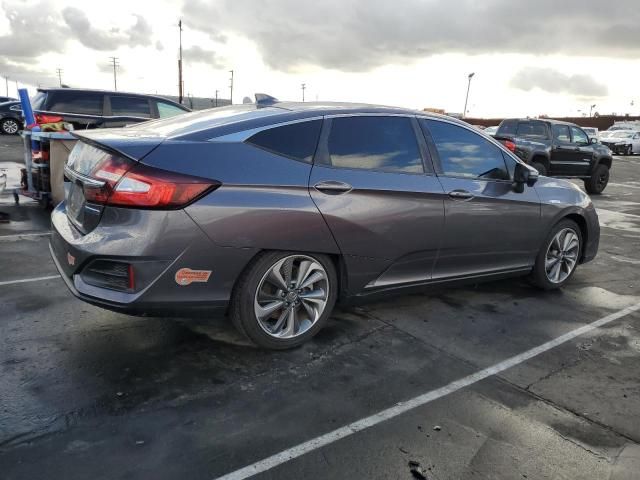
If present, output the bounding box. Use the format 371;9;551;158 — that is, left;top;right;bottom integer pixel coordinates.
83;153;218;208
503;140;516;153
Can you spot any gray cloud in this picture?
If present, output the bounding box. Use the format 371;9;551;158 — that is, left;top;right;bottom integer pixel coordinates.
181;0;640;72
0;1;67;58
183;46;223;68
0;58;58;88
510;67;608;97
62;8;153;51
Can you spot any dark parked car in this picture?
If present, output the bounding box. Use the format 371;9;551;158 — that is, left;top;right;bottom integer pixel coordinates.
495;118;613;194
50;98;599;349
0;101;23;134
31;88;190;130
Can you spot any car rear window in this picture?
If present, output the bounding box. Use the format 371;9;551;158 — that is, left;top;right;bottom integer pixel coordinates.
516;121;548;139
497;120;517;135
47;91;103;115
110;96;151;118
246;120;322;163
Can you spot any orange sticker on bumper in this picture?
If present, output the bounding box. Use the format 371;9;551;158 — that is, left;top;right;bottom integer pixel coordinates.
175;268;212;286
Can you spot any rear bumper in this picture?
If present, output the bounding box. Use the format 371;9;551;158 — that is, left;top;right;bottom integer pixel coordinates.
49;202;258;317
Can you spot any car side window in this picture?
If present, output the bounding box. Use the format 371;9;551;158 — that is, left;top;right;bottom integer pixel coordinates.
326;116;423;173
47;92;103;115
157;101;187;118
246;119;322;163
571;126;589;145
423;119;510;180
110;96;151;118
553;125;571;143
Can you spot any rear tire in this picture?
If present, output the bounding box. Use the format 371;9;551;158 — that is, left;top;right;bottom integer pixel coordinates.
584;164;609;194
1;118;20;135
230;251;338;350
530;161;547;176
530;219;582;290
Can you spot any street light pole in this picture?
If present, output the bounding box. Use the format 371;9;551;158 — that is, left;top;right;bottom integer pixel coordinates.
463;72;475;118
301;83;306;102
229;70;234;105
590;104;596;117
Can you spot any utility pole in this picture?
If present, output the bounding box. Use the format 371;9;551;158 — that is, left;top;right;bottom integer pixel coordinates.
463;72;475;118
229;70;234;105
178;19;183;103
56;68;63;87
109;57;119;91
301;83;306;102
4;77;8;97
215;89;219;107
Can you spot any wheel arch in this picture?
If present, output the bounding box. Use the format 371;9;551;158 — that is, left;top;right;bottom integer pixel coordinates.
597;156;612;170
562;213;589;262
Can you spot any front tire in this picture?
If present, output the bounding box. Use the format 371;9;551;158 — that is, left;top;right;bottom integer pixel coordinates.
584;164;609;194
530;219;582;290
230;251;338;349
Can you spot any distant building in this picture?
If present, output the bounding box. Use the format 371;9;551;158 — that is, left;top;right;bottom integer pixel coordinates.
423;107;445;115
162;95;231;110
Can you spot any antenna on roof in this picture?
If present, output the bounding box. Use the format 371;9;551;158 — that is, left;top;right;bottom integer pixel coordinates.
255;93;278;107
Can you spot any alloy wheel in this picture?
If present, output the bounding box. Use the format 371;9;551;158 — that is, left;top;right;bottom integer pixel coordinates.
545;228;580;284
254;255;329;339
2;119;18;134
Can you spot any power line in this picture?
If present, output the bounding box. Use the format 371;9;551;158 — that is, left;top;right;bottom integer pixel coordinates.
229;70;234;105
55;68;63;87
109;57;120;91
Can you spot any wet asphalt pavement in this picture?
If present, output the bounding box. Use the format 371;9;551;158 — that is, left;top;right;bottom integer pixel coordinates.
1;134;640;479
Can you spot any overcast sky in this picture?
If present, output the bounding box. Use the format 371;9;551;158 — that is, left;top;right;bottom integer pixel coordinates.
1;0;638;118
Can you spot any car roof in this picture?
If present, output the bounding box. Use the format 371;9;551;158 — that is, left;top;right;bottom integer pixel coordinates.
502;118;578;127
37;87;188;109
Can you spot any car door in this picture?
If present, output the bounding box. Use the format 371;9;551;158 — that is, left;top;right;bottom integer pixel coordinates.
309;115;446;293
569;126;594;176
420;118;541;279
632;132;640;154
550;124;579;175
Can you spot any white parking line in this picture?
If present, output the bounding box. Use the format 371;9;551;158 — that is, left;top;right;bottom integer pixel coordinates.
0;232;51;241
213;302;640;480
0;275;60;287
608;183;640;190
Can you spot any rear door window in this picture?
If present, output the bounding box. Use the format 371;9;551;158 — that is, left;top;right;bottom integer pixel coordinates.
552;125;571;143
326;116;424;173
423;119;510;180
246;119;322;163
47;91;104;115
110;96;151;118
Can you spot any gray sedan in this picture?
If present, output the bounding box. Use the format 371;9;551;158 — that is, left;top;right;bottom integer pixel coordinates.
50;97;600;349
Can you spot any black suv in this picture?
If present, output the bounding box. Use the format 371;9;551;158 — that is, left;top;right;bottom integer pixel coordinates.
495;119;613;194
31;88;190;130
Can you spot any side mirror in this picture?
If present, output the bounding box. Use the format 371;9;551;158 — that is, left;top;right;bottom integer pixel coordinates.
513;163;538;193
590;137;598;144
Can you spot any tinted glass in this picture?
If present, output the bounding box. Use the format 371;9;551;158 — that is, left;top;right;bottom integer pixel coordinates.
247;120;322;163
31;92;47;110
110;96;151;118
424;119;509;180
327;116;423;173
47;91;103;115
498;120;517;135
516;121;548;139
553;124;571;142
571;126;589;144
157;101;186;118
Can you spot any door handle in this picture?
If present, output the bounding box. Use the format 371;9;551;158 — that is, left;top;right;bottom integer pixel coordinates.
314;181;353;194
448;190;474;200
